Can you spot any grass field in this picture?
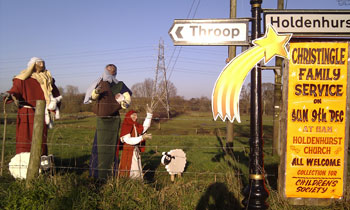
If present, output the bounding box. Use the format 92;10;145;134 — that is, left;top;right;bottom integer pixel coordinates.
0;111;349;210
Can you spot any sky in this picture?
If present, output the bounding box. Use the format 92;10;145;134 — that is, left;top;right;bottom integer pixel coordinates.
0;0;348;99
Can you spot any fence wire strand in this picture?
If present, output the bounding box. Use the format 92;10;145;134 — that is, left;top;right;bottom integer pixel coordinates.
1;106;350;180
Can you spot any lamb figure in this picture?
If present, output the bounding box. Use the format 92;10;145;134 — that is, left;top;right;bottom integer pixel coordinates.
161;149;186;181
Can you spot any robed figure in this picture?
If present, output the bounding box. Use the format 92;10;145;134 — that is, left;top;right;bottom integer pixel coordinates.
118;107;152;179
6;57;61;155
84;64;132;180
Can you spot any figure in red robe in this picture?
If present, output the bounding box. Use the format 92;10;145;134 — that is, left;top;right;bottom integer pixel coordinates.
6;57;61;155
118;106;152;179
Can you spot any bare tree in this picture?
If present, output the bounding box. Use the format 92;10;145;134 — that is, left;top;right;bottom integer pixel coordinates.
238;82;274;115
132;78;177;98
262;83;274;115
65;85;79;96
57;86;65;95
131;78;154;98
240;83;250;114
158;80;177;98
60;85;81;113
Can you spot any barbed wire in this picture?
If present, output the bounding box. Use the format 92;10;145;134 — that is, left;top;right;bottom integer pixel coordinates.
2;140;350;178
3;139;350;153
0;111;274;123
0;164;281;178
0;116;271;124
1;97;247;103
1;141;274;151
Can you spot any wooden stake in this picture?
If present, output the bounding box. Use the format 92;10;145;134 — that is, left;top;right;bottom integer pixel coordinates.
26;100;45;188
226;0;237;148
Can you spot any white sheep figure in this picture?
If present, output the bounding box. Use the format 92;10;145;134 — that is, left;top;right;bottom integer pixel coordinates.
46;94;63;128
8;152;31;179
161;149;186;181
9;152;54;179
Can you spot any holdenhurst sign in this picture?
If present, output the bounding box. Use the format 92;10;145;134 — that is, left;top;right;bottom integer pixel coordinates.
264;10;350;37
169;19;249;46
284;42;349;199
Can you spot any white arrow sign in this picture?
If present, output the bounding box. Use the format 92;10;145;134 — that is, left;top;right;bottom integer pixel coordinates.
169;19;249;46
264;10;350;37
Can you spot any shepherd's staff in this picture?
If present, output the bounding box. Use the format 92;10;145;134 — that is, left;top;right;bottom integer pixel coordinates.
0;93;18;176
1;95;9;176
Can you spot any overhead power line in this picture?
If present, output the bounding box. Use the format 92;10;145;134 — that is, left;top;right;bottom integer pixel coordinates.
0;46;156;63
166;0;201;81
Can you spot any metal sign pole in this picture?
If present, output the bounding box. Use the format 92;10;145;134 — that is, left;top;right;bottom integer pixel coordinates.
242;0;269;209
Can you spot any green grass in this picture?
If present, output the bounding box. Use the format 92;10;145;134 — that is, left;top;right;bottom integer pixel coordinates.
0;111;349;210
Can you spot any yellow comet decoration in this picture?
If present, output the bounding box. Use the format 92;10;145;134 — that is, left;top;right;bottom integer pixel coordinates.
212;25;292;123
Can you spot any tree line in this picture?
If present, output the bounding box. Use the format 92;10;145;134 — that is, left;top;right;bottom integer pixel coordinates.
1;79;276;118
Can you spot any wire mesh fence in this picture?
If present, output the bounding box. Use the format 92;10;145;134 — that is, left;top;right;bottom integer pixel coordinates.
1;107;349;183
1;130;349;180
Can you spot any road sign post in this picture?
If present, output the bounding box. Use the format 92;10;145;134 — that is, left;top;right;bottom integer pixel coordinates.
242;0;269;209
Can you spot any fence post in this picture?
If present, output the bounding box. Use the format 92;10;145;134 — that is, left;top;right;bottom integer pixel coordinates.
26;100;45;188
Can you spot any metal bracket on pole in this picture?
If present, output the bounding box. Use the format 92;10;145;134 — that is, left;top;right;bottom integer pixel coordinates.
260;66;282;76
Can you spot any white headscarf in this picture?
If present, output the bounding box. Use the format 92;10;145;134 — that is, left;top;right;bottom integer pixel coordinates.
83;68;119;104
15;57;53;106
15;57;45;80
27;57;44;68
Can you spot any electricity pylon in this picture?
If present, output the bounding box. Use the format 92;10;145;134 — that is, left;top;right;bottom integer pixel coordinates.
151;38;170;119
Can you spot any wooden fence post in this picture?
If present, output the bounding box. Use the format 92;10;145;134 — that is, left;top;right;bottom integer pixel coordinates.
26;100;45;188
